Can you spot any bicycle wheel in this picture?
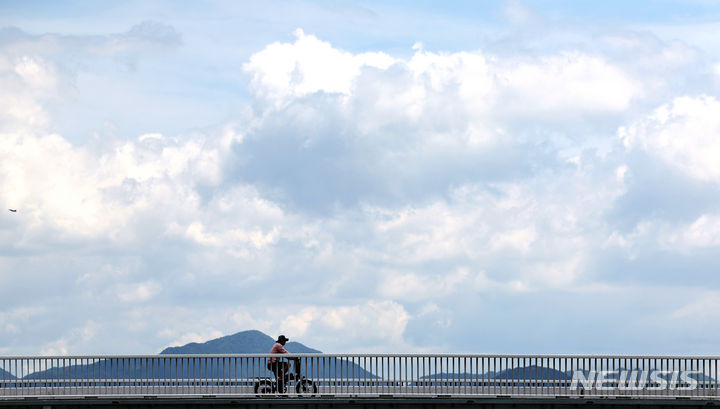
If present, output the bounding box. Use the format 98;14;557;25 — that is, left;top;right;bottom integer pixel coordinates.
295;379;318;397
254;379;275;396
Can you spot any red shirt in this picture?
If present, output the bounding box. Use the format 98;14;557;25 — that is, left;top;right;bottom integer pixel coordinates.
269;342;289;362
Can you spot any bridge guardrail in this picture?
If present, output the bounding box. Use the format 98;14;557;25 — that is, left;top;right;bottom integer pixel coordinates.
2;354;719;399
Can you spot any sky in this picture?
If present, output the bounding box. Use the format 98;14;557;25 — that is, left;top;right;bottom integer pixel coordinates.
2;0;720;356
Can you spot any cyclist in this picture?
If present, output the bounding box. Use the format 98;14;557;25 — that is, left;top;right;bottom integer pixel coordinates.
268;335;292;392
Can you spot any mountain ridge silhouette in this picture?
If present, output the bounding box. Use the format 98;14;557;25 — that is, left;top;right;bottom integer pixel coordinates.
160;329;322;354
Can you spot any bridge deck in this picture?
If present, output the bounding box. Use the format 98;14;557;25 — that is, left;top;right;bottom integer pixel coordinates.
1;397;719;409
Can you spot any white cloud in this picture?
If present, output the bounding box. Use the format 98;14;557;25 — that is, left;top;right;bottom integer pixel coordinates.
14;56;58;91
490;227;536;253
278;300;411;351
377;267;525;301
244;31;640;140
244;29;395;107
662;214;720;250
3;18;720;357
606;212;720;255
503;0;541;25
116;306;275;352
0;55;58;131
116;281;161;302
498;52;639;116
0;307;44;334
96;303;410;353
0;127;282;245
527;255;584;288
161;330;226;349
0;132;188;238
620;95;720;183
360;169;624;290
39;320;101;356
604;221;655;256
138;132;163;142
669;292;720;322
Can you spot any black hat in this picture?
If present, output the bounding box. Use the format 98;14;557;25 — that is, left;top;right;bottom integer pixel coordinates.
277;335;289;342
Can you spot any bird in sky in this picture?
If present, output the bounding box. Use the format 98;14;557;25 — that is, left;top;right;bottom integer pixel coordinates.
8;209;17;212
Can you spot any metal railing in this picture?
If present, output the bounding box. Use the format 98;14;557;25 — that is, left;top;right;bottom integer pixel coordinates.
1;354;719;400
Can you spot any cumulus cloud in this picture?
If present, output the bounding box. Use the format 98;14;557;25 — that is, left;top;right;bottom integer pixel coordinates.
161;329;227;349
116;281;162;302
244;29;395;107
661;213;720;250
0;131;224;240
0;307;44;336
498;52;639;116
620;95;720;183
2;26;630;352
3;13;720;356
0;54;59;131
235;31;645;218
279;301;411;351
377;268;527;301
39;320;101;356
245;29;639;125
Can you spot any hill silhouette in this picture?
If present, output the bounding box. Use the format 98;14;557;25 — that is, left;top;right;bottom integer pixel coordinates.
160;330;321;354
160;330;373;378
18;329;373;380
0;368;15;380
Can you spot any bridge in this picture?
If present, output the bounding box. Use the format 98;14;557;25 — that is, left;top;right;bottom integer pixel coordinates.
2;354;719;408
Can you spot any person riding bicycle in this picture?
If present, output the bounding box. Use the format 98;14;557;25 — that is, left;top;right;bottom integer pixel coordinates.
268;335;296;393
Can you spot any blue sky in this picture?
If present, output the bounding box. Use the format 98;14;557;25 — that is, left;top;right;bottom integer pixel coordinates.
2;1;720;356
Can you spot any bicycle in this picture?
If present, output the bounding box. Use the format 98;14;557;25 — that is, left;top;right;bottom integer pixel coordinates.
254;358;318;397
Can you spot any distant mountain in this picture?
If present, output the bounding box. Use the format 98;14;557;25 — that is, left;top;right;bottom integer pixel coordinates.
0;368;16;380
20;330;373;380
426;366;715;383
160;330;321;354
421;365;570;381
160;330;374;379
